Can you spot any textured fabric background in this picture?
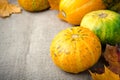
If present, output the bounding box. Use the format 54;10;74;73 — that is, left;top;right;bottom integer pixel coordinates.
0;0;91;80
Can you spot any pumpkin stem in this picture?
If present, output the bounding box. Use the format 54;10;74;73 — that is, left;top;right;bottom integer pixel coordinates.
99;13;108;18
61;10;66;18
58;10;67;21
72;34;79;39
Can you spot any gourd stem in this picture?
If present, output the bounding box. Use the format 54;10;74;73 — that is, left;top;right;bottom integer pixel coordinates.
99;13;108;18
61;10;66;18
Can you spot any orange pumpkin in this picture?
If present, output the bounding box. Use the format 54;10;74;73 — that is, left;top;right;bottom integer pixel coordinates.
18;0;50;12
50;27;101;73
58;0;120;25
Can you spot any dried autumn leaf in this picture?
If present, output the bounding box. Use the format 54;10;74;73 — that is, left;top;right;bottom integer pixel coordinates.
104;44;120;74
0;0;21;18
90;66;120;80
110;2;120;12
48;0;60;10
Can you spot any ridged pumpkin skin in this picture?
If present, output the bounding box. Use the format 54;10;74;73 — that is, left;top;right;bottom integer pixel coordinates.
58;0;106;25
50;27;101;73
18;0;49;12
81;10;120;45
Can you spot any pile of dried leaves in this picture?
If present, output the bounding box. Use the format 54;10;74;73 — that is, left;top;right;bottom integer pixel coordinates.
90;44;120;80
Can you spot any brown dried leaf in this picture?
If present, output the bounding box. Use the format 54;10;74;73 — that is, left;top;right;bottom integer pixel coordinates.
90;66;120;80
104;44;120;74
48;0;60;10
0;0;21;18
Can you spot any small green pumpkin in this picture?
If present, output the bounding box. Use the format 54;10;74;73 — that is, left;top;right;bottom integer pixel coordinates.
81;10;120;45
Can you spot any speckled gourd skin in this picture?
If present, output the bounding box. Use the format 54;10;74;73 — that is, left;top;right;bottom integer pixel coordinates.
50;27;101;73
81;10;120;45
18;0;49;12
